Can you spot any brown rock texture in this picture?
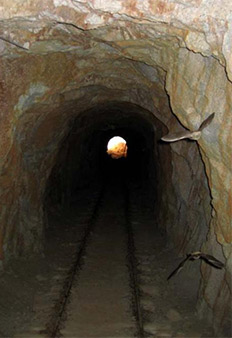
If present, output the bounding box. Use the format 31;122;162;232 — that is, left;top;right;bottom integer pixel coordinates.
0;0;231;335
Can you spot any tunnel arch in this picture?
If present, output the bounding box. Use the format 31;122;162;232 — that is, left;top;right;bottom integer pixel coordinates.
42;99;211;252
44;101;163;213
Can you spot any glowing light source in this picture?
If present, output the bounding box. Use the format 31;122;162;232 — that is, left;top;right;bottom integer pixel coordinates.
107;136;127;159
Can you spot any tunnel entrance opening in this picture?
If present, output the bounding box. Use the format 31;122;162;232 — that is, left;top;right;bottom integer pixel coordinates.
107;136;127;159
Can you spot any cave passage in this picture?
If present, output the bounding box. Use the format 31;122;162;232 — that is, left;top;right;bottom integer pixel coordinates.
0;100;225;337
45;102;159;213
34;102;212;337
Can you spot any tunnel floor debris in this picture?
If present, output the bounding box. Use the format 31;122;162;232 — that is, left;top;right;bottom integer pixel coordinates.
0;180;214;338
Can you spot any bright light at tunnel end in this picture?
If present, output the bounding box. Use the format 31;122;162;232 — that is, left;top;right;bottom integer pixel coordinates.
107;136;127;159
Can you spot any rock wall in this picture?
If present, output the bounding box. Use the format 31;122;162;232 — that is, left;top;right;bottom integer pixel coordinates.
0;1;231;334
166;47;232;334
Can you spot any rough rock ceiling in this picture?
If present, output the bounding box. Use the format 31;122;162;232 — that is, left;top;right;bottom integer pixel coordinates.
1;0;232;79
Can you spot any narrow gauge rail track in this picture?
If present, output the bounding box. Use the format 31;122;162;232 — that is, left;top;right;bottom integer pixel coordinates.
42;181;145;338
124;183;145;338
13;180;217;338
43;188;104;338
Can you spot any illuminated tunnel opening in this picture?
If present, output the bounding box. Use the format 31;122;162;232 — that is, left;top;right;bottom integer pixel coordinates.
107;136;127;159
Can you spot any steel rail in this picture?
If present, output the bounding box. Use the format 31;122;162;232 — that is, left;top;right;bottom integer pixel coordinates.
44;188;104;338
124;183;145;338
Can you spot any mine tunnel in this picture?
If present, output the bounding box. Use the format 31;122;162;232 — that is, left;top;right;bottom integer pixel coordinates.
45;103;158;209
0;1;231;338
42;102;212;338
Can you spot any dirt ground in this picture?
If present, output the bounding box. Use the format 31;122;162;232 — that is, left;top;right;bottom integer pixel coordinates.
0;183;217;338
